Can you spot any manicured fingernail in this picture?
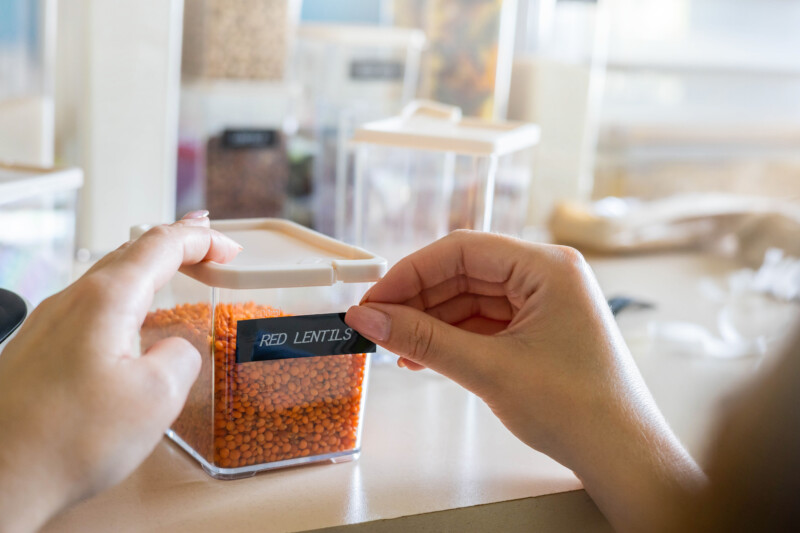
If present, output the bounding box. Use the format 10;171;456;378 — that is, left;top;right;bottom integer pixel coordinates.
397;357;407;368
182;210;209;220
347;305;391;342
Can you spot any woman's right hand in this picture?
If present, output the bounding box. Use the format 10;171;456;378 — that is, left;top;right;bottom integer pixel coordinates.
345;230;705;533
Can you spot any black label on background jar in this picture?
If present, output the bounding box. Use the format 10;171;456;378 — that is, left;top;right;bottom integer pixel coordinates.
222;128;278;149
235;313;376;363
349;59;404;81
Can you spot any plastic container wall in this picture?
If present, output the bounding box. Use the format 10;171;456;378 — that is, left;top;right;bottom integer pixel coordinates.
181;0;301;81
492;146;536;236
0;165;82;305
141;279;371;479
176;81;299;218
294;25;424;127
343;145;498;265
141;273;214;462
136;218;385;479
292;24;425;235
338;102;540;266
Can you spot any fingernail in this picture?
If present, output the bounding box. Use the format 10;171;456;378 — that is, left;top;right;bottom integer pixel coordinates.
182;210;209;220
347;305;391;342
397;357;406;368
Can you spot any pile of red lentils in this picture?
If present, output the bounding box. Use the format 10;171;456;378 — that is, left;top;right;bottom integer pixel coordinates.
141;302;367;471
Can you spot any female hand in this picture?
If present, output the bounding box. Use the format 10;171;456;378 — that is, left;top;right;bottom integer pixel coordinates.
0;213;241;533
345;230;705;533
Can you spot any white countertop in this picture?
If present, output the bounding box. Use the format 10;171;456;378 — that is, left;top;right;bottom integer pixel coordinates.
44;251;792;532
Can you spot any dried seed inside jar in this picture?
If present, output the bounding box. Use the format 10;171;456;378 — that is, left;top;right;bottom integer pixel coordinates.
205;131;289;220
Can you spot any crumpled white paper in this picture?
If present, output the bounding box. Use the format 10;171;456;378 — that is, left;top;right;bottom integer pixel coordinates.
647;249;799;359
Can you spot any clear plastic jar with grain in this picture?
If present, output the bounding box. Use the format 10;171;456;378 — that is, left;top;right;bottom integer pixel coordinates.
136;219;385;479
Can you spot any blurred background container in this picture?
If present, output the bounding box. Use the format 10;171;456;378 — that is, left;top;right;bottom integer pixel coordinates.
394;0;518;120
340;100;539;265
292;23;425;234
176;80;299;219
182;0;300;81
0;164;82;305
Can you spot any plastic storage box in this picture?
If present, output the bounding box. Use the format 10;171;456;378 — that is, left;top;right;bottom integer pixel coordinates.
181;0;301;81
338;101;540;265
0;0;56;166
393;0;517;119
0;164;83;306
176;81;300;218
136;219;386;479
292;24;425;235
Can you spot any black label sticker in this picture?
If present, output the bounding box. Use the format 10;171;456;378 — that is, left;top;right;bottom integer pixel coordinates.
222;128;278;149
235;313;376;363
349;59;404;81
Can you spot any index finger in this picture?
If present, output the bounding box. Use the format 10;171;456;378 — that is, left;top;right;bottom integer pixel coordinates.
365;230;547;307
89;221;242;312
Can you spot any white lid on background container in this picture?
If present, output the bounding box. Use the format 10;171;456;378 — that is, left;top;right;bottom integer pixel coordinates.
131;218;387;290
297;23;425;50
0;164;83;205
350;100;541;157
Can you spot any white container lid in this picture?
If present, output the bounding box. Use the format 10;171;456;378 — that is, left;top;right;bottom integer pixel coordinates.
0;164;84;205
351;100;541;157
297;23;425;50
131;218;387;290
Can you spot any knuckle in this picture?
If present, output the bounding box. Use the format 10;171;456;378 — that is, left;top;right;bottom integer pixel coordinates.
75;273;116;307
553;245;586;272
447;228;476;242
143;360;182;402
408;319;436;363
145;223;174;240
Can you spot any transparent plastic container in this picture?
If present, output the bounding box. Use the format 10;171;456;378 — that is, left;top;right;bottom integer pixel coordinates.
0;164;83;306
292;24;425;235
393;0;517;119
181;0;301;81
0;0;56;165
339;101;540;265
135;219;386;479
176;81;300;218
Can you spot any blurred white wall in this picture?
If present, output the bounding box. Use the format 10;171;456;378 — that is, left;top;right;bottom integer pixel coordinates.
56;0;182;254
510;0;800;221
596;0;800;200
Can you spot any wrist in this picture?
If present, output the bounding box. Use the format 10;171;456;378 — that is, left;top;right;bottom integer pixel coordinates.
569;397;707;532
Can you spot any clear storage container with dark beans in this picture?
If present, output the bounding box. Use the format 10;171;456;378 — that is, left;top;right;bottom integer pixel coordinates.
205;129;289;219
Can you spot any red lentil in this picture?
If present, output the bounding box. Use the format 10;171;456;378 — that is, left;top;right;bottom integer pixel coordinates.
141;302;366;470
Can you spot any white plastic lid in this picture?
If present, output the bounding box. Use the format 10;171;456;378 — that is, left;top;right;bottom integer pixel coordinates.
130;218;387;290
351;100;541;157
0;164;83;205
297;23;425;49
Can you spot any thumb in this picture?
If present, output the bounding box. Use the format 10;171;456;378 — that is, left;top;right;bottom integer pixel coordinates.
345;302;496;390
136;337;202;425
